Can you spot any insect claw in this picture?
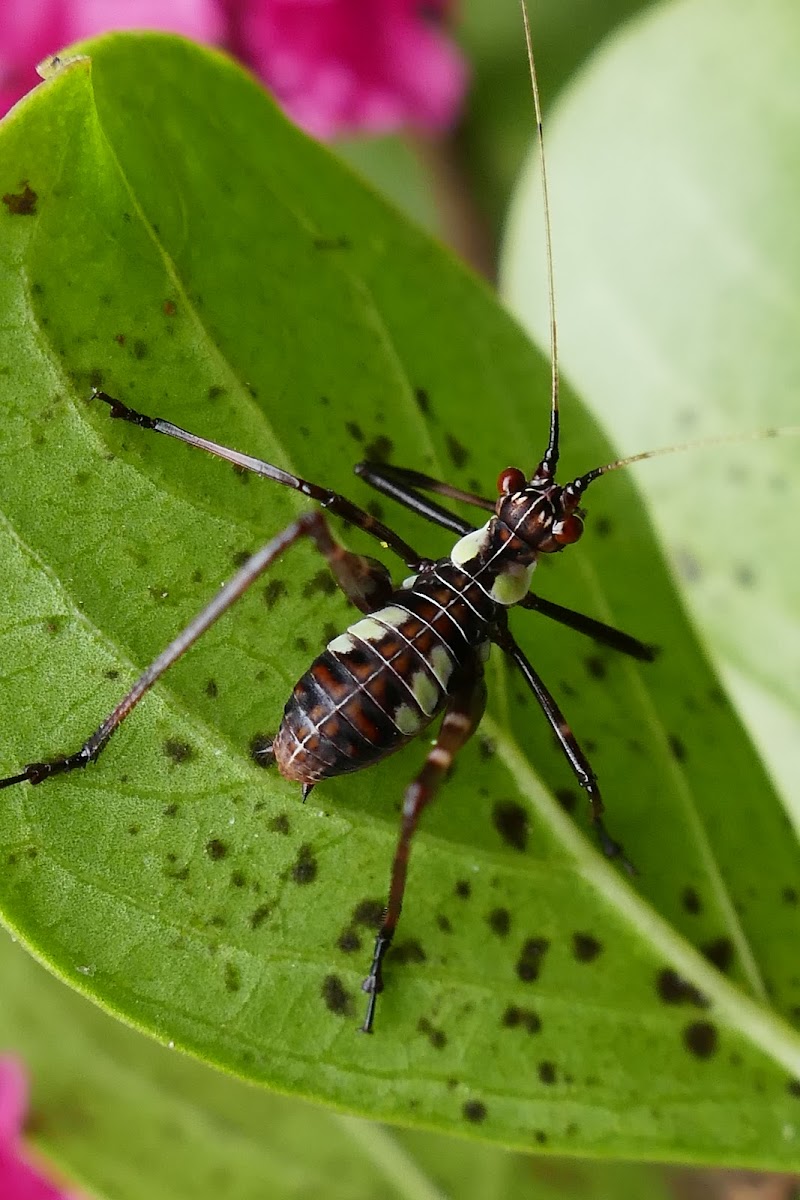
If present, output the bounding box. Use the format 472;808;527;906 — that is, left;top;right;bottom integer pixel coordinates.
359;990;378;1034
360;968;383;1033
301;783;314;803
593;814;638;875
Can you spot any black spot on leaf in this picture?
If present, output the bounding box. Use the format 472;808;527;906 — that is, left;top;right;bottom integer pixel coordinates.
656;969;708;1008
668;733;687;762
337;928;361;953
478;736;495;760
263;579;287;609
353;898;384;927
488;908;511;937
572;933;602;963
584;656;606;681
250;904;271;930
444;432;469;469
391;939;426;966
502;1005;541;1034
292;844;318;884
414;387;431;415
417;1017;447;1049
2;183;37;215
462;1100;487;1124
205;839;228;861
701;937;734;974
516;937;549;983
322;974;354;1016
455;880;472;900
555;788;578;813
538;1061;556;1085
364;435;393;463
163;739;195;764
682;886;702;915
492;800;529;851
684;1020;718;1058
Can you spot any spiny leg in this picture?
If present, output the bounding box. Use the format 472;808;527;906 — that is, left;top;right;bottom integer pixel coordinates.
493;622;636;875
0;511;393;791
355;461;654;662
361;670;487;1034
92;390;428;572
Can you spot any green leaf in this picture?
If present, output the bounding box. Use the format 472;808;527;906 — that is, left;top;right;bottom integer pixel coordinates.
0;926;676;1200
0;24;798;1183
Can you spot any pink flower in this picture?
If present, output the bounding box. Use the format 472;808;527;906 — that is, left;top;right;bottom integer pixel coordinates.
0;0;224;117
0;0;467;139
0;1056;75;1199
226;0;468;138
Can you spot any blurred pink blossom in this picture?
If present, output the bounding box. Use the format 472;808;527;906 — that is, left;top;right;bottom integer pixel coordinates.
0;1056;75;1199
226;1;467;138
0;0;467;138
0;1;223;118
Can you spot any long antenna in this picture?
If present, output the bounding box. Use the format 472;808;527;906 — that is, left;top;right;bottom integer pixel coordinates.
570;424;800;493
520;0;560;474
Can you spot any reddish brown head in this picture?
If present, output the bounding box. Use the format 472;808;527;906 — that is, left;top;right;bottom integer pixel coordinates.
494;455;591;555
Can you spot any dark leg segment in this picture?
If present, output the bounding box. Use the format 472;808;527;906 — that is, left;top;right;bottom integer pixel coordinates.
355;461;496;515
519;593;657;662
361;670;487;1033
92;390;428;571
354;462;487;536
0;511;394;792
493;623;635;875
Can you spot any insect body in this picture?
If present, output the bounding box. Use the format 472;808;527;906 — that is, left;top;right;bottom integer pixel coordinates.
0;382;657;1031
271;461;594;792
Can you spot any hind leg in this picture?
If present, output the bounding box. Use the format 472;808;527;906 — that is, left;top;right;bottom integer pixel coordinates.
0;511;397;793
361;668;487;1033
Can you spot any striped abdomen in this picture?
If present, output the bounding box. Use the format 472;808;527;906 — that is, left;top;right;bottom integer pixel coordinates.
272;564;497;784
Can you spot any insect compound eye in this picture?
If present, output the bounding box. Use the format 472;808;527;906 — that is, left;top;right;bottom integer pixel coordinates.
553;514;584;545
497;466;526;495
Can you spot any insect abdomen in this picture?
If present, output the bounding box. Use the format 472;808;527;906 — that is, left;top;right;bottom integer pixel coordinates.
272;584;482;784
